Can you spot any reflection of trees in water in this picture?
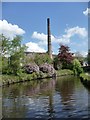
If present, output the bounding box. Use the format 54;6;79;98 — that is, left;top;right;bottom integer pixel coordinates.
3;87;28;118
0;86;2;119
2;79;56;118
3;76;82;118
25;79;56;96
26;79;56;118
80;79;90;117
56;76;75;106
88;91;90;117
2;97;29;118
3;76;90;118
3;79;56;97
80;79;90;92
48;92;54;119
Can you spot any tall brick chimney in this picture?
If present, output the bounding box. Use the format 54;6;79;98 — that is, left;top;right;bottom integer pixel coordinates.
47;18;52;59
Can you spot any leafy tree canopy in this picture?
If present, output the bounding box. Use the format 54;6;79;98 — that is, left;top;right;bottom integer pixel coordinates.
58;44;73;69
1;34;27;75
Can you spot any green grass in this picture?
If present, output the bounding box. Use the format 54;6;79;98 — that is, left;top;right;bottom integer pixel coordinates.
1;69;74;86
1;74;19;85
56;69;74;76
80;73;90;81
1;72;52;86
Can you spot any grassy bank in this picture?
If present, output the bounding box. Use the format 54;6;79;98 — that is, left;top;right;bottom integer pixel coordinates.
1;69;74;86
1;72;49;86
80;73;90;86
80;73;90;81
56;69;74;76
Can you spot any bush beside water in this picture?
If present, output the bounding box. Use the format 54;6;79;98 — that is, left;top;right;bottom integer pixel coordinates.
80;73;90;81
80;73;90;86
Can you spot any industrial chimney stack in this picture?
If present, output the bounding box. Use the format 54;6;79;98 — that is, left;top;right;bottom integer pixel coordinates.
47;18;52;59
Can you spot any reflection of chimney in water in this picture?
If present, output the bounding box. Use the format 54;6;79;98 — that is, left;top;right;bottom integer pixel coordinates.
47;18;52;59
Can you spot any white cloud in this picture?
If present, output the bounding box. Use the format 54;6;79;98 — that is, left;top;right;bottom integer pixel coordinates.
0;20;25;39
55;26;87;45
26;42;46;53
80;51;88;57
72;50;88;57
32;26;87;46
32;31;47;41
32;31;56;45
26;26;87;53
70;40;88;48
65;26;87;38
31;31;71;46
83;8;90;16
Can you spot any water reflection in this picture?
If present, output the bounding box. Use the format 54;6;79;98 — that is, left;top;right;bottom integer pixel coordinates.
2;76;89;118
80;79;90;92
80;79;90;118
56;76;75;105
55;77;75;117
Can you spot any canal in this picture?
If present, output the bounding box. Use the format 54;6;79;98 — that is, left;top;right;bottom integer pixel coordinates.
2;76;90;119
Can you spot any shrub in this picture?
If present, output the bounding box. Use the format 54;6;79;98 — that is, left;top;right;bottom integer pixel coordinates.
26;74;33;81
72;59;83;76
39;71;47;78
34;54;53;65
32;72;38;79
24;56;35;64
53;56;62;70
24;63;39;74
39;63;56;76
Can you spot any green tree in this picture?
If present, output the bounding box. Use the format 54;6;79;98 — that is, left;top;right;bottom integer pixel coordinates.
34;53;53;65
0;34;10;74
72;59;83;76
9;46;26;75
1;34;26;75
0;34;11;57
53;56;62;70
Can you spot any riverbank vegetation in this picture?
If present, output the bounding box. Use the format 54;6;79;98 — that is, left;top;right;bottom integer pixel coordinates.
1;34;88;86
80;73;90;81
56;69;73;76
80;73;90;86
1;69;74;86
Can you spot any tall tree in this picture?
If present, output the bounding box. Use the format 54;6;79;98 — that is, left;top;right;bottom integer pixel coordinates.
0;34;11;57
1;34;26;75
58;45;73;69
0;34;10;74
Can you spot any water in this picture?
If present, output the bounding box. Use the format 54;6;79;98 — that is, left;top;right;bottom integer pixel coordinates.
2;76;90;119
